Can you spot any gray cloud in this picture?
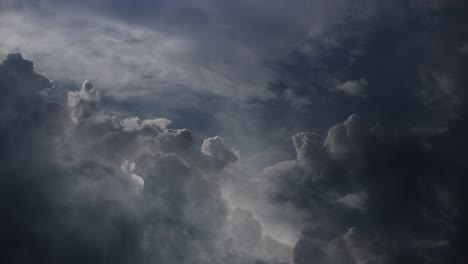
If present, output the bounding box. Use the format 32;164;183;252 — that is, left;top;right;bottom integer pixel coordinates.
0;0;349;100
0;53;291;263
335;192;368;211
1;0;468;263
257;112;466;263
246;7;468;263
332;78;368;97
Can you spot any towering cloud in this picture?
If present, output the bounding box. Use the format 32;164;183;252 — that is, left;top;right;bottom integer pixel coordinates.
258;112;465;263
0;54;291;264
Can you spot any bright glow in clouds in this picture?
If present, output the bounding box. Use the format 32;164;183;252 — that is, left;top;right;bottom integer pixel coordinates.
0;11;271;99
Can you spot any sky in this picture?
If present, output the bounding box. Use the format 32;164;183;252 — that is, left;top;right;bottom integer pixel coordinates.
0;0;468;263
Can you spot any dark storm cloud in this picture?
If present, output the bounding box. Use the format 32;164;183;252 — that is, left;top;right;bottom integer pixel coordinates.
1;0;468;263
213;1;468;263
263;0;468;126
225;1;468;263
0;53;293;264
259;112;466;263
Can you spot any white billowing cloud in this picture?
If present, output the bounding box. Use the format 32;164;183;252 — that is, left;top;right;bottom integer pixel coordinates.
202;136;239;161
63;78;290;263
201;136;240;172
80;80;101;102
324;114;364;159
121;159;144;189
333;78;368;97
68;80;101;123
120;159;136;173
229;207;294;264
120;117;171;133
130;174;145;188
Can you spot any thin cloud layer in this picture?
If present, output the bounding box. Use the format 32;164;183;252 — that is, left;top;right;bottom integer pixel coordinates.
0;0;347;100
0;11;268;99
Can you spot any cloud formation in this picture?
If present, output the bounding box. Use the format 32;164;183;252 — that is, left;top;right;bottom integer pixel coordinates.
0;0;348;100
258;112;465;263
0;53;292;264
1;0;468;263
332;78;368;97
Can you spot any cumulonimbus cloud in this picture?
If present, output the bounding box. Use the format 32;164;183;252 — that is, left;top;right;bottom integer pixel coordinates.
0;53;292;264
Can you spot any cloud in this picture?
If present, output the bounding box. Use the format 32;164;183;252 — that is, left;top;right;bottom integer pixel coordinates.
120;117;171;133
258;109;468;263
261;115;369;217
264;0;468;132
284;88;312;110
1;0;468;263
324;114;364;160
293;238;328;264
201;136;239;172
292;132;328;180
335;192;368;211
0;53;289;263
121;159;145;188
0;0;349;100
0;11;273;100
332;78;368;97
68;80;101;123
220;2;468;263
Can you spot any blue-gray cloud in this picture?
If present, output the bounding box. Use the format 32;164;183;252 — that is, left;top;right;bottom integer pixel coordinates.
0;0;347;100
1;0;468;263
0;53;293;264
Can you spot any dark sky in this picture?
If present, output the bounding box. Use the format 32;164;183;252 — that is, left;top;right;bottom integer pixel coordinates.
1;1;468;263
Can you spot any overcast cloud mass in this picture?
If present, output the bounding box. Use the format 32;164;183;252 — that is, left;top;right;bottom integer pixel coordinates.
1;0;468;263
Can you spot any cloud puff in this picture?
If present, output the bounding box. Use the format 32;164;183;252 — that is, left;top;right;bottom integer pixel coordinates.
334;192;368;211
332;78;368;97
324;114;364;159
292;132;328;180
201;136;239;172
120;117;171;133
68;80;101;123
